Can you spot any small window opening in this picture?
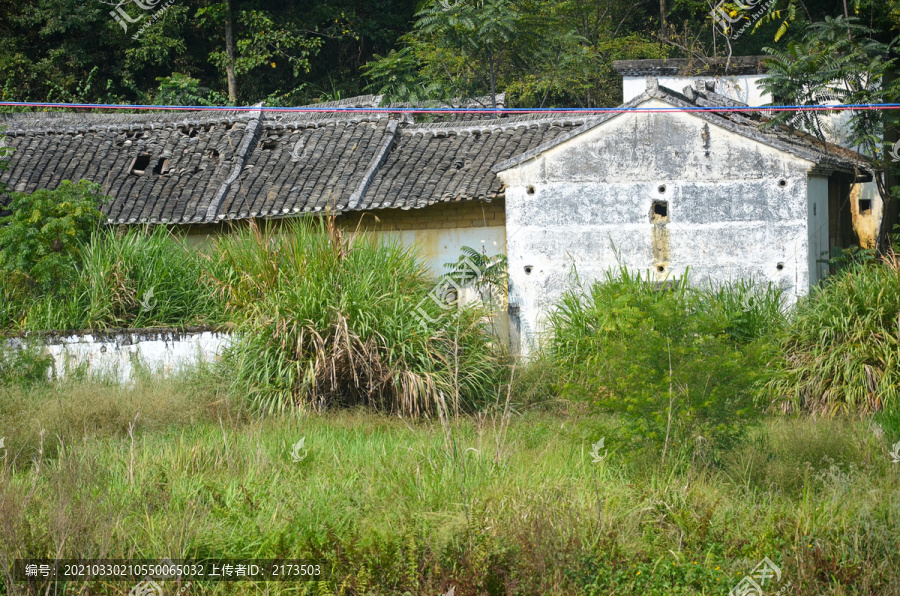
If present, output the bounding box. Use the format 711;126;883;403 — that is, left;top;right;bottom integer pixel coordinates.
651;200;669;222
152;158;168;175
130;154;151;175
859;199;872;214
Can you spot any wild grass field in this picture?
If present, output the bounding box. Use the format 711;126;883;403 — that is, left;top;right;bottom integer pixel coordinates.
0;371;898;595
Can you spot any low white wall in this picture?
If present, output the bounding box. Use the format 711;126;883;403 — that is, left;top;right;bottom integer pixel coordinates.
3;328;232;383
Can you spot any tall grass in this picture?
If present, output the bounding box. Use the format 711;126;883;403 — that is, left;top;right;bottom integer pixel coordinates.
764;251;900;414
208;218;500;416
0;226;225;331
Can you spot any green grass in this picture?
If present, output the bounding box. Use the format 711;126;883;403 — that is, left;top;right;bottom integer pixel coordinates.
1;374;898;595
763;252;900;414
0;225;225;331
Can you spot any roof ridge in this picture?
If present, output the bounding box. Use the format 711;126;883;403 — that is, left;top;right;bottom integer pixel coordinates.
204;103;264;223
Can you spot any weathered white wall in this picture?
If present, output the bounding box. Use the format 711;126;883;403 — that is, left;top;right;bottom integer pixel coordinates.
497;99;816;354
622;74;771;106
625;74;881;246
4;329;231;383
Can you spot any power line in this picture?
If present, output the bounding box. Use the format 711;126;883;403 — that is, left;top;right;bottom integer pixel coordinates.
1;100;900;114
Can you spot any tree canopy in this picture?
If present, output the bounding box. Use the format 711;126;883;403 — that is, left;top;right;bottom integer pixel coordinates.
0;0;892;109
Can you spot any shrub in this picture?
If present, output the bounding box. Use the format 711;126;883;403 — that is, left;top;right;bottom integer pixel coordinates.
763;251;900;414
0;342;52;386
0;180;107;290
208;218;500;416
544;267;784;451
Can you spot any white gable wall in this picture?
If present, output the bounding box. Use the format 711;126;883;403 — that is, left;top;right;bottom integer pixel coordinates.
498;99;818;355
622;74;771;105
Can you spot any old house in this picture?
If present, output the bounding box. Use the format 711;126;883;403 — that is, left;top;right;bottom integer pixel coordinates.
496;78;868;353
0;77;871;355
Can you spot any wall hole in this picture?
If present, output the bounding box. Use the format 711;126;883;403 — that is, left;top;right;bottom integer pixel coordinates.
776;262;784;271
656;265;665;273
261;138;279;150
859;199;872;214
778;179;787;188
130;154;151;175
524;265;533;274
658;184;666;194
651;200;669;223
526;185;536;195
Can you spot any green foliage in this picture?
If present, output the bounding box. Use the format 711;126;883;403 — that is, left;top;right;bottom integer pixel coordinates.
763;252;900;414
545;267;784;449
152;73;227;106
0;226;225;331
444;245;508;307
364;0;669;107
208;218;500;416
0;180;107;291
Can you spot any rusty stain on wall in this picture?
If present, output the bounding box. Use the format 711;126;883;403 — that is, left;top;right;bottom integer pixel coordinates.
849;184;877;249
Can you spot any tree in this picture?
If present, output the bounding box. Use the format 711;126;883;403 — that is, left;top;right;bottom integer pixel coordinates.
363;0;669;108
0;180;108;290
759;16;900;250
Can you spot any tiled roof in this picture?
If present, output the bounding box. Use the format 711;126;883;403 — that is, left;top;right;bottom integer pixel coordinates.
364;115;584;210
0;109;258;224
612;56;769;77
0;98;577;224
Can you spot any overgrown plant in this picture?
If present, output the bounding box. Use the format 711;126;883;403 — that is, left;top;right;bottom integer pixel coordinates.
0;180;108;291
545;267;784;450
1;225;225;331
763;250;900;414
209;218;499;416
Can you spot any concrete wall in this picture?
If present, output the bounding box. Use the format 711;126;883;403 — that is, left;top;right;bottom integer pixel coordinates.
337;200;507;275
4;329;231;383
625;74;880;247
497;99;816;354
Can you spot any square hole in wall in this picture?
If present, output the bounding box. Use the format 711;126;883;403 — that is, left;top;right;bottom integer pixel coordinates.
859;199;872;214
651;200;669;223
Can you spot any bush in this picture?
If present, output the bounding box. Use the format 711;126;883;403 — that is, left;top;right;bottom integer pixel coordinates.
0;180;107;290
208;218;500;416
544;267;784;451
0;342;52;386
763;251;900;414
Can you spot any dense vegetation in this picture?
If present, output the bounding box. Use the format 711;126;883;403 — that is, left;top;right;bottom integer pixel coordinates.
2;182;900;594
0;373;898;594
0;0;896;108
